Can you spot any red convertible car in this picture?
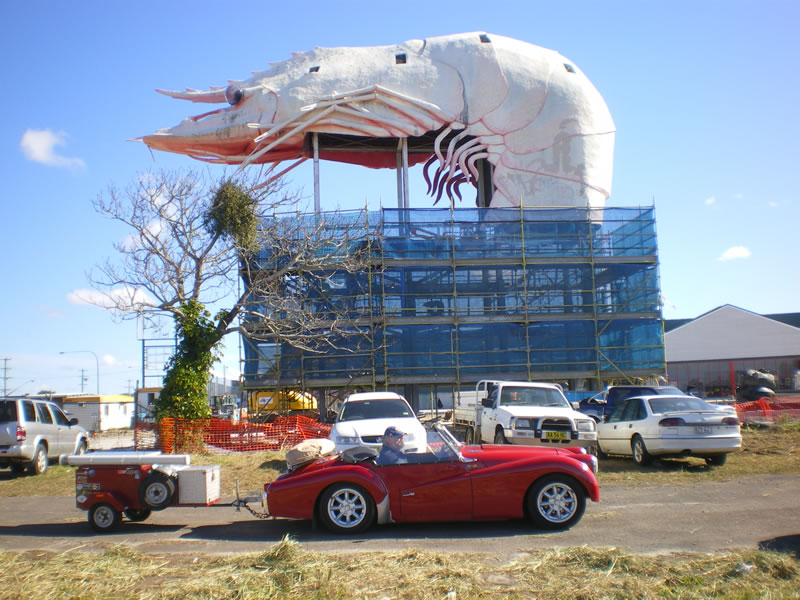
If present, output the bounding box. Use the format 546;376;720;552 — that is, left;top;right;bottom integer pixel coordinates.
265;424;599;533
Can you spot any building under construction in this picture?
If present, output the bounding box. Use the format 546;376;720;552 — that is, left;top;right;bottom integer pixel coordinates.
240;205;665;412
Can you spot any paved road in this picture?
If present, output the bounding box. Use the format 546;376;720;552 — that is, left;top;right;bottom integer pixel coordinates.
1;474;798;556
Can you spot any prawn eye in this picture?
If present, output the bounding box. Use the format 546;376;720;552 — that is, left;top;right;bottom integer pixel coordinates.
225;85;243;105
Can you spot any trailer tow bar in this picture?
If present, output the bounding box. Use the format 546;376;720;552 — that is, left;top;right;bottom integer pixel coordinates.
232;480;273;520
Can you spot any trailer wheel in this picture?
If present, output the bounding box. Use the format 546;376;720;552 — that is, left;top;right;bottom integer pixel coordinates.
123;508;152;522
138;472;176;511
89;503;121;533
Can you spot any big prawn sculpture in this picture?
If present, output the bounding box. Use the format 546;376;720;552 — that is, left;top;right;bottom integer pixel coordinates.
142;32;615;209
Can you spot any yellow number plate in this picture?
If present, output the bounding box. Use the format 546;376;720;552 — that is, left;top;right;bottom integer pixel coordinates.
544;431;568;440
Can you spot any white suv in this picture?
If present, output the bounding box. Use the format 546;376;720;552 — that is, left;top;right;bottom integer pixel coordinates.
0;398;89;475
328;392;427;453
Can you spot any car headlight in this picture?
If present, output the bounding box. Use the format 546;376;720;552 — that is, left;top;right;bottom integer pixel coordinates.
334;436;360;445
513;418;532;430
576;420;596;432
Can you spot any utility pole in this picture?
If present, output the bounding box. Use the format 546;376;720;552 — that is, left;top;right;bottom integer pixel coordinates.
60;350;99;395
80;369;87;393
1;357;9;397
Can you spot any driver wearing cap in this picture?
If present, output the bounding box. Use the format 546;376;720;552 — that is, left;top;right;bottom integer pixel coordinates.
377;426;408;465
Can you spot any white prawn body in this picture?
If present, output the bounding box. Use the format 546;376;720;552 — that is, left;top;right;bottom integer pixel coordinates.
142;32;615;209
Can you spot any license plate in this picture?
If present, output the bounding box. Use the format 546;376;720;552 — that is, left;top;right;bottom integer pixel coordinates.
695;426;712;434
544;431;568;440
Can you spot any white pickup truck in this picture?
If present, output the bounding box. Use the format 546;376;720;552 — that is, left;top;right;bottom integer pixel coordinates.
453;380;597;448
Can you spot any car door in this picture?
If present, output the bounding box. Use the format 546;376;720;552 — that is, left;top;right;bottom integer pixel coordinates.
599;399;634;455
376;458;472;522
49;404;76;454
604;398;647;456
32;402;57;456
480;386;499;442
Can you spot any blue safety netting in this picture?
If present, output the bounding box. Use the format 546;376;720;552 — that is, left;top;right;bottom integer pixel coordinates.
242;206;665;390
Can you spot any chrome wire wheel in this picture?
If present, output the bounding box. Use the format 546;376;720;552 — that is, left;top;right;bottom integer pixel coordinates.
536;481;578;524
327;487;368;529
319;483;376;534
526;474;586;530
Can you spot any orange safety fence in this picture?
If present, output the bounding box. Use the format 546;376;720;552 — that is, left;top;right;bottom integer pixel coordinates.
734;395;800;425
134;415;332;454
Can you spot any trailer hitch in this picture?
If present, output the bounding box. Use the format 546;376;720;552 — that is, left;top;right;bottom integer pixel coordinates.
232;480;274;520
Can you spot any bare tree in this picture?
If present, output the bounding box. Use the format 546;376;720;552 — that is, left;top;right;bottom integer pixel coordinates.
90;168;377;416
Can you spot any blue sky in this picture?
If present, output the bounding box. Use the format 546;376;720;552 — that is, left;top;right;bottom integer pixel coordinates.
1;0;797;396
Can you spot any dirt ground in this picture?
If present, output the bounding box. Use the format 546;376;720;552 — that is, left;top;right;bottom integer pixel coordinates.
0;474;797;556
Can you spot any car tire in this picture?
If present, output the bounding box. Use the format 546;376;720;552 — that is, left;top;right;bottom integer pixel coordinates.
631;435;652;466
705;454;727;467
74;439;88;455
138;472;176;511
526;474;586;530
593;444;608;460
28;444;48;475
89;503;121;533
494;428;508;444
123;508;152;522
319;483;375;534
464;428;474;444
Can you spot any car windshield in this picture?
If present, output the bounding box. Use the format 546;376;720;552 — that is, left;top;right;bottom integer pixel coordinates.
608;386;684;404
500;387;568;408
423;429;459;461
339;398;413;421
648;396;713;414
0;401;16;423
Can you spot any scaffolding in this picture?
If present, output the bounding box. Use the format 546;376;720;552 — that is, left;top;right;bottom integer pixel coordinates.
241;205;665;410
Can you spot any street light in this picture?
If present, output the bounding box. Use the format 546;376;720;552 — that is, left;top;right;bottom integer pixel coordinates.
7;379;34;396
59;350;100;395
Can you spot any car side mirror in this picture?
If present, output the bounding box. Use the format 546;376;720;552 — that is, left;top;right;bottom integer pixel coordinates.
69;417;79;426
571;401;580;410
481;397;493;408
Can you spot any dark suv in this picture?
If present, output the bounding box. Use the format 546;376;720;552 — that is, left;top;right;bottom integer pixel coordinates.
578;385;686;422
0;398;89;475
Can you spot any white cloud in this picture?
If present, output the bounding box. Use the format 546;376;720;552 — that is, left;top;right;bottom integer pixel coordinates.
19;128;86;169
704;196;716;206
768;201;778;208
67;287;156;311
718;246;751;261
102;354;121;367
121;219;165;251
734;192;744;200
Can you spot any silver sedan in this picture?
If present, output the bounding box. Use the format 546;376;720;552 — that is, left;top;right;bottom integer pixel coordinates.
596;395;741;466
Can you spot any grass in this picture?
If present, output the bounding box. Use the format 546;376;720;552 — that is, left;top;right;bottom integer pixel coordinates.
1;425;798;598
0;539;797;599
1;425;798;497
597;423;800;484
